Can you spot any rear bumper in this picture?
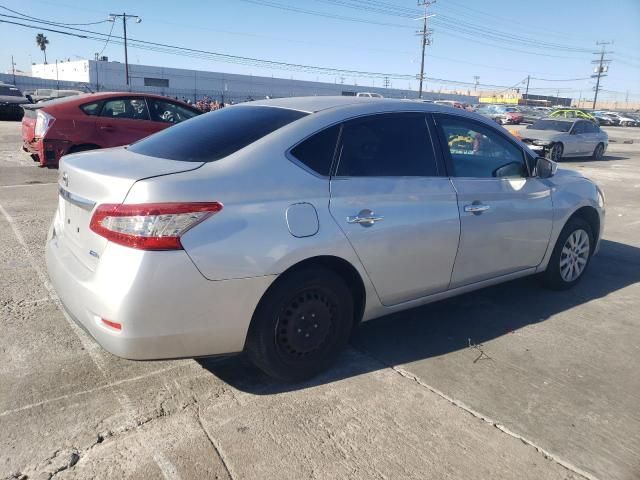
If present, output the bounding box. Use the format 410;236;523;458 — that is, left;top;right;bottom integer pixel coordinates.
45;225;275;359
23;138;71;166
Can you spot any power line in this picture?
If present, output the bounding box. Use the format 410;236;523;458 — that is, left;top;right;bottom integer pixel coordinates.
0;5;108;25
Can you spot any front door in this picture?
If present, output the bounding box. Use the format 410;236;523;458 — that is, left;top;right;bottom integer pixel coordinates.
95;97;159;147
329;113;460;306
434;114;554;288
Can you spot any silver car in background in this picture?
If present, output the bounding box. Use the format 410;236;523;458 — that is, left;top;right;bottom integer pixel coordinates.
46;97;605;381
519;118;608;161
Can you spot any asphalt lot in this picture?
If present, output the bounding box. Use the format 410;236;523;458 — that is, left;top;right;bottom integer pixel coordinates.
0;120;638;480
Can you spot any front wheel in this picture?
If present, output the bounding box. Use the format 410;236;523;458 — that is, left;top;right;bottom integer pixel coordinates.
592;143;605;160
548;143;564;161
540;217;594;290
246;267;354;382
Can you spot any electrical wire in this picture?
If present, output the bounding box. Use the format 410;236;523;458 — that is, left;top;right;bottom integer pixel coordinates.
0;5;108;25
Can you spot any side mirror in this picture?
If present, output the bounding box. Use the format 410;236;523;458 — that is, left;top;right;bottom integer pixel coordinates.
536;156;557;179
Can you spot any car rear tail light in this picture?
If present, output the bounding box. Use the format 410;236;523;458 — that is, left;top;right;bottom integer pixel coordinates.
90;202;223;250
34;110;55;137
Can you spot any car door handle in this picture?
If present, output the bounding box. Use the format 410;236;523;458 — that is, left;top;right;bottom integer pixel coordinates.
99;125;114;131
464;203;491;214
347;209;384;226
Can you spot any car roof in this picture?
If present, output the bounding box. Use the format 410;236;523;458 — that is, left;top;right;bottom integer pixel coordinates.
33;91;197;110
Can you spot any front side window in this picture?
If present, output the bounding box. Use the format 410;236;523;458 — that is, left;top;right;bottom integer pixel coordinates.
572;121;587;134
100;98;150;121
149;99;199;124
336;113;438;177
290;125;340;176
438;116;527;178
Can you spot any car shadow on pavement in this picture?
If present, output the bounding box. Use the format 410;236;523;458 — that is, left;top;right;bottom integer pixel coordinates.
197;239;640;394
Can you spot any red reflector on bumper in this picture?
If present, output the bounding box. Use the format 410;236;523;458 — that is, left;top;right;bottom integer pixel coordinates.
101;318;122;331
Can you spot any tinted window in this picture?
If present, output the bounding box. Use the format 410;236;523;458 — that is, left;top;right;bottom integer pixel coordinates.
439;116;526;178
583;121;599;133
572;122;587;134
0;85;22;96
100;98;150;120
529;120;572;132
80;102;101;116
336;113;437;177
129;106;308;162
290;125;340;176
149;98;199;124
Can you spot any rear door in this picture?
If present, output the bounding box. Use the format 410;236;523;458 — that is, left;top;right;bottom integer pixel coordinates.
329;112;460;306
94;96;158;146
434;113;553;287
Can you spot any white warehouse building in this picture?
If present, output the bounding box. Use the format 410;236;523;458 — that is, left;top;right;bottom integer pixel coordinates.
29;59;477;103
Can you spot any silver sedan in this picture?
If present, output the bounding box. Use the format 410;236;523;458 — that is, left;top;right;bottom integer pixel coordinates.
519;118;609;161
46;97;605;381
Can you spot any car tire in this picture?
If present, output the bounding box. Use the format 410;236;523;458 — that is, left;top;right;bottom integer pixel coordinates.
246;266;354;382
548;143;563;161
540;217;594;290
592;143;605;160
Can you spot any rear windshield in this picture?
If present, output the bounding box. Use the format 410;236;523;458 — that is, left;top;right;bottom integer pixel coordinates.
0;85;23;97
129;106;308;162
528;119;572;132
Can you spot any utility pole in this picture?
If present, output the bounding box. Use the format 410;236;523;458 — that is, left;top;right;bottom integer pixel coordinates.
473;75;479;92
383;76;391;88
591;41;613;111
108;13;142;87
416;0;436;99
523;75;530;105
11;55;16;84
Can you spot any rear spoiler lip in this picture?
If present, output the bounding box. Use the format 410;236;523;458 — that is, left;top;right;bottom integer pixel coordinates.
21;103;43;111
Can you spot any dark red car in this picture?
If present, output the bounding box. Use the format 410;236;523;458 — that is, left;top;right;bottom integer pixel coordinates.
22;92;201;167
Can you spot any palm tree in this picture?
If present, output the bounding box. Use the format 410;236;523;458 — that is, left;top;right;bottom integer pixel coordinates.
36;33;49;64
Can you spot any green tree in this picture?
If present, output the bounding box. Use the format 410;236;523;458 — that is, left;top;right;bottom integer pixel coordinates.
36;33;49;64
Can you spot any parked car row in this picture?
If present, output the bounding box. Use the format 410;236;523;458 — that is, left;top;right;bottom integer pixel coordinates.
45;96;605;380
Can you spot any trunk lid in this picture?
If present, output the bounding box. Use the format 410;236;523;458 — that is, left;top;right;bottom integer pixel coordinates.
54;147;204;271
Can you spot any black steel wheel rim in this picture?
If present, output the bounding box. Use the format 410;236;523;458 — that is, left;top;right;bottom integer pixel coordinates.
275;288;337;359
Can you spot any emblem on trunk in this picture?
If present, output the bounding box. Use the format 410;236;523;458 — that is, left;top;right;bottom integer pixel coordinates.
61;171;69;187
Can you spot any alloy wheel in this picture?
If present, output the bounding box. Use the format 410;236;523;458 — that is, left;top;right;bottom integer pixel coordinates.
549;143;563;161
559;229;590;282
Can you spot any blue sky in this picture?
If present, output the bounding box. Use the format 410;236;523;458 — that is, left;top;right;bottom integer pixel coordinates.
1;0;639;101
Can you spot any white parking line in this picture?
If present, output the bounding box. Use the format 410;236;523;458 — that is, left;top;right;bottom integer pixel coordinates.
0;201;182;479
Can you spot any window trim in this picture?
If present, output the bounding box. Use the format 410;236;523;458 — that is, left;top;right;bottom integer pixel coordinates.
331;112;443;179
433;112;533;179
97;96;152;122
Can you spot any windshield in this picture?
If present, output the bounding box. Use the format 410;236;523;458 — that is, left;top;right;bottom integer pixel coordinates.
0;85;23;97
129;105;308;162
528;119;572;132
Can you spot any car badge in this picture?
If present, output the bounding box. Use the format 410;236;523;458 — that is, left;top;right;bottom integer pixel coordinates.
62;171;69;187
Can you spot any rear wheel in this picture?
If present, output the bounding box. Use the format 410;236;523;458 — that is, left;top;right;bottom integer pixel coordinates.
548;143;564;161
540;217;594;290
592;143;605;160
246;267;353;382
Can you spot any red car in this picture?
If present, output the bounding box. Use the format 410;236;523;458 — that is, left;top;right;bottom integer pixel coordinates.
22;92;201;167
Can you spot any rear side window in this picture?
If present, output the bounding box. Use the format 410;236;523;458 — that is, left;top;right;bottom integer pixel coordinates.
80;102;101;116
290;125;340;176
336;113;438;177
129;106;308;162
